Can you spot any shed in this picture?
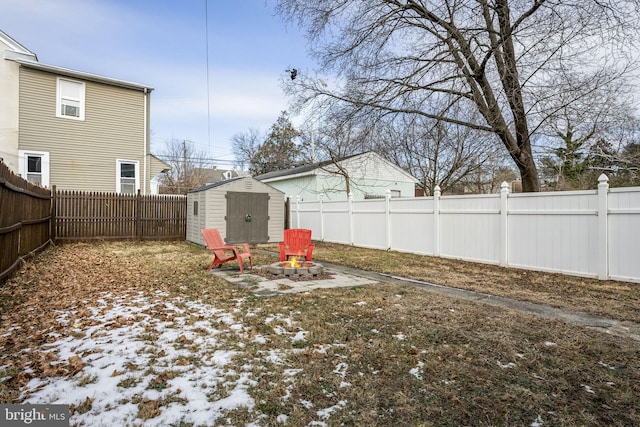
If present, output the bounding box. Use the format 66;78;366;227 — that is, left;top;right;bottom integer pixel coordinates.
187;176;284;246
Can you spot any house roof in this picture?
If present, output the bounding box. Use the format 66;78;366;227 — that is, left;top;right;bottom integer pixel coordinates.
0;30;36;59
1;29;153;92
12;58;154;92
149;154;171;173
194;167;247;183
255;162;327;181
188;176;246;193
255;151;419;183
254;152;367;181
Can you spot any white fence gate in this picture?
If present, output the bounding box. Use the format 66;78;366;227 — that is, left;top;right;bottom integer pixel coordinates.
291;175;640;283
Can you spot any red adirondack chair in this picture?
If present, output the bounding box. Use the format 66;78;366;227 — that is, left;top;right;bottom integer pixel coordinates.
279;228;315;262
201;229;253;273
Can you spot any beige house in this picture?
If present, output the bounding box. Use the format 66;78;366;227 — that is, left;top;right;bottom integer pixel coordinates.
0;29;168;194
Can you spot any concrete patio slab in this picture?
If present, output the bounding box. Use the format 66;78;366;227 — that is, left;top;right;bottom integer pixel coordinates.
208;265;378;295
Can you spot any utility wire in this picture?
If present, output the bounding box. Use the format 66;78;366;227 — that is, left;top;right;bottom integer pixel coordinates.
205;0;212;154
155;155;238;166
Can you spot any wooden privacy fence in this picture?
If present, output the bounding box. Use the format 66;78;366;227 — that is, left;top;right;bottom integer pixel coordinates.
54;188;186;241
1;165;187;282
0;161;52;281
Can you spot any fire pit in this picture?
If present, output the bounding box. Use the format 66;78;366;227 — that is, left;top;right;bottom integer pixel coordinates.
265;257;324;277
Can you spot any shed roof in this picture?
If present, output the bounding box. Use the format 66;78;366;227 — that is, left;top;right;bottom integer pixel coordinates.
188;176;285;194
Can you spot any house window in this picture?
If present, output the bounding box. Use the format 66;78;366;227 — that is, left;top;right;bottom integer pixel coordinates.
56;77;85;120
193;201;199;216
18;150;50;187
390;190;401;198
27;156;42;185
116;160;139;194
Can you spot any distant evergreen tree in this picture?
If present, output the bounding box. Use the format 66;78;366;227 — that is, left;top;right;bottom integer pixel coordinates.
540;123;593;190
612;142;640;187
249;111;305;175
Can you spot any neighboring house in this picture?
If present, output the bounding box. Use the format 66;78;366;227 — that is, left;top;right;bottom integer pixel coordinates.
255;151;419;201
195;166;249;184
0;29;168;194
157;166;249;194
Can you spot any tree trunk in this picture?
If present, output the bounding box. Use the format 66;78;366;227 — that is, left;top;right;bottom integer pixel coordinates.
511;141;540;192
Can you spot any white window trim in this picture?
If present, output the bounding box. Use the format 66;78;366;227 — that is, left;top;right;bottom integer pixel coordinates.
56;77;85;120
18;150;50;187
116;159;140;194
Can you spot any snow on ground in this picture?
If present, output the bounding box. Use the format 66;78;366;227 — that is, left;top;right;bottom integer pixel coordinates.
19;291;310;426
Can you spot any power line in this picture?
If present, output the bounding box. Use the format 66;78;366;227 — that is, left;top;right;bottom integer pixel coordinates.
205;0;212;154
155;154;238;166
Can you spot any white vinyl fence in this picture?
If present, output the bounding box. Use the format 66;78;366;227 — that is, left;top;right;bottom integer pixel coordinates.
291;174;640;283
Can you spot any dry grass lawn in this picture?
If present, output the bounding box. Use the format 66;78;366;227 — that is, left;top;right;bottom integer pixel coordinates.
0;241;638;426
305;242;640;323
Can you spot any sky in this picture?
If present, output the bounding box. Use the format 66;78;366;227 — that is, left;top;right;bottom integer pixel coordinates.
1;0;315;167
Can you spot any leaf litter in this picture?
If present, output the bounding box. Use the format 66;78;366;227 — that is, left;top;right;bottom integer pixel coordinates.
1;241;639;426
0;244;296;425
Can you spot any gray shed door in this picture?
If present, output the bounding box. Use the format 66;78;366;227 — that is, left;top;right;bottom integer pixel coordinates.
225;191;269;243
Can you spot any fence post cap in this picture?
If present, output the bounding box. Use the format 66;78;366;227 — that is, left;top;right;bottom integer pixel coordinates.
598;173;609;183
500;181;510;192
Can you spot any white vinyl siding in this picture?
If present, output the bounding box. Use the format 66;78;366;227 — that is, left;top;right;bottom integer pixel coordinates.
291;179;640;283
56;77;85;120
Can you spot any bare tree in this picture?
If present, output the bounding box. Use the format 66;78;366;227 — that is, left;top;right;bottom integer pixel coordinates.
614;142;640;186
300;97;511;195
301;112;373;162
371;103;510;195
536;82;640;189
231;128;262;171
158;139;212;194
277;0;640;192
300;110;377;195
